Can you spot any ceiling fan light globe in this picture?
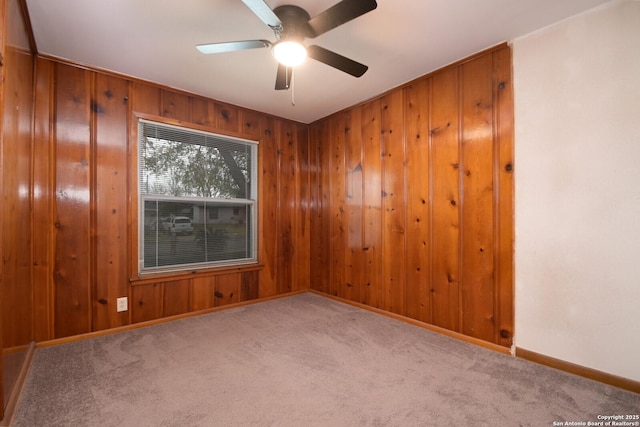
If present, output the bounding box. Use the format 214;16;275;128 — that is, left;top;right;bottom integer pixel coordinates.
273;41;307;67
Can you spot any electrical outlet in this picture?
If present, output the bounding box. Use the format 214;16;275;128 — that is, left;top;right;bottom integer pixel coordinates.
116;297;128;312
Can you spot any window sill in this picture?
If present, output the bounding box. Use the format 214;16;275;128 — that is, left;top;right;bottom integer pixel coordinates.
130;263;263;286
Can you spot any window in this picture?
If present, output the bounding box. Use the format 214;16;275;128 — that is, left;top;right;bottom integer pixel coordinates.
138;119;257;273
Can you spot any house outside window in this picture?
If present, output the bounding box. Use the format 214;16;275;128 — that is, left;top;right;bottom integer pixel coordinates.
138;119;257;273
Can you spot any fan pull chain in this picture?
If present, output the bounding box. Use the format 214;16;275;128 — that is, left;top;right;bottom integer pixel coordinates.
290;69;296;106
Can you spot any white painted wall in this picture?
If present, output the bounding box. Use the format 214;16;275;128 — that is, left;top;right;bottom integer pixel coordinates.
512;0;640;382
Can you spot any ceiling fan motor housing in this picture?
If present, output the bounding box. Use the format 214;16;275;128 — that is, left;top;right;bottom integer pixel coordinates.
273;5;311;41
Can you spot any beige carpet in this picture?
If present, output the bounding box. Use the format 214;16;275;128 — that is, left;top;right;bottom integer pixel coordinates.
13;293;639;426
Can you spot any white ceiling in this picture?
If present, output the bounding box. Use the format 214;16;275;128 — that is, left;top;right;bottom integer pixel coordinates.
25;0;611;123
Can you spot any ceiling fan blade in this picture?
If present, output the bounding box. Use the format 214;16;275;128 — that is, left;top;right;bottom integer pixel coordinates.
306;0;377;38
307;45;368;77
196;40;271;55
241;0;283;29
275;64;292;90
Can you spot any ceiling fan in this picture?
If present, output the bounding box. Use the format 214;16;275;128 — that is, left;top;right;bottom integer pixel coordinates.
197;0;378;90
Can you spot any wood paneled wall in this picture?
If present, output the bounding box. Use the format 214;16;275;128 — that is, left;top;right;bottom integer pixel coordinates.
1;0;36;417
6;36;512;356
1;46;34;349
309;44;514;347
31;58;310;340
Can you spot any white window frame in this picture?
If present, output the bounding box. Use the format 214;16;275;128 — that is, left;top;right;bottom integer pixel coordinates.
137;118;258;274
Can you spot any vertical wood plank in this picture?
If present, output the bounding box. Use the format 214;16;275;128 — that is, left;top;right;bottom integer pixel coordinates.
191;276;215;311
404;80;431;323
131;82;161;116
430;68;461;332
129;82;160;281
329;114;346;297
319;120;332;294
295;124;311;291
163;279;191;317
460;55;496;342
241;270;259;301
319;120;333;295
215;273;241;307
93;73;130;331
309;121;330;293
2;47;34;347
190;97;215;127
32;57;55;342
308;123;320;291
241;109;262;138
131;283;164;323
344;109;364;302
361;100;383;308
277;121;296;293
493;47;515;347
380;91;406;315
215;102;240;133
161;89;190;122
53;63;93;338
258;116;278;297
0;3;6;411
